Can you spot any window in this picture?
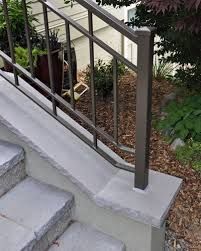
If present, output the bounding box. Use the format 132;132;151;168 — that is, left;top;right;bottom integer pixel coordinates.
127;7;137;29
124;5;138;64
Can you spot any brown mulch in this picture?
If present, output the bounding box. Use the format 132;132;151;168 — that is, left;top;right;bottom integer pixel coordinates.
67;71;201;250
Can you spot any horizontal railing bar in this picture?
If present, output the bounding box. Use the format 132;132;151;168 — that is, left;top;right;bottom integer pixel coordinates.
38;0;138;72
76;0;138;44
115;162;135;172
117;144;135;154
0;50;135;155
0;69;134;174
97;147;135;172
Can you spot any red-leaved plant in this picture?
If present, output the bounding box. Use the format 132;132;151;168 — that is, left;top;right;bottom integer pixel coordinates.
95;0;201;91
96;0;201;33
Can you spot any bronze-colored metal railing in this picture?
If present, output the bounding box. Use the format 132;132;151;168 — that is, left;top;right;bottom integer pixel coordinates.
0;0;154;190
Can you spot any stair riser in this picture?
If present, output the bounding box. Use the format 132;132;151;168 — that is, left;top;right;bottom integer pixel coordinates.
33;209;73;251
32;206;74;251
48;222;126;251
0;161;26;197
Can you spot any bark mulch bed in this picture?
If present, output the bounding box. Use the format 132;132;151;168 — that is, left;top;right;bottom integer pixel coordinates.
66;71;201;250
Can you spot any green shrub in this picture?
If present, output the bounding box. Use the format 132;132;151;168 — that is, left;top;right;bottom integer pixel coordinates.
0;0;38;53
176;141;201;173
158;96;201;141
15;47;30;69
85;59;126;98
175;65;201;92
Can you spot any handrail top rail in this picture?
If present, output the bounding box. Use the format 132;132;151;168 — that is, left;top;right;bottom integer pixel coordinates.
42;0;139;43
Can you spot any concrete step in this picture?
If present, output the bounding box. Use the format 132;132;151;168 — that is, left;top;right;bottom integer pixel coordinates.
0;140;26;196
49;222;126;251
0;177;74;251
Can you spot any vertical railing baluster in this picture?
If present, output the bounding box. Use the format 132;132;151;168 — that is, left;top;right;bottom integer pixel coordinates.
2;0;19;86
88;11;97;148
135;27;154;190
65;21;75;109
113;58;118;143
22;0;34;77
42;3;57;116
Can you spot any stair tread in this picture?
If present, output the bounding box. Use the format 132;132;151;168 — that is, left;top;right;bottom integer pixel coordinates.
0;177;74;250
0;140;24;176
0;216;36;251
49;222;126;251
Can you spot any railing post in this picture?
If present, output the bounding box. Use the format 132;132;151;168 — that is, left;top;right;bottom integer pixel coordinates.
21;0;35;78
42;2;57;116
88;11;98;148
135;27;155;190
2;0;19;86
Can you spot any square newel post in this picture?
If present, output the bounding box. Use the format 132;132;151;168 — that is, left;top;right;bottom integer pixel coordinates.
135;27;155;190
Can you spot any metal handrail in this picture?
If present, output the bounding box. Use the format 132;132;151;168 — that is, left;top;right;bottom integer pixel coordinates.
0;0;154;190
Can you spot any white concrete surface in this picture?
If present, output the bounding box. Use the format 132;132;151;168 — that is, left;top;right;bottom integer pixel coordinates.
49;222;126;251
0;73;182;251
95;169;182;227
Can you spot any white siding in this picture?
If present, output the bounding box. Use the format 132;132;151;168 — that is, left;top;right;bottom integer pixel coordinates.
73;25;123;69
30;0;124;69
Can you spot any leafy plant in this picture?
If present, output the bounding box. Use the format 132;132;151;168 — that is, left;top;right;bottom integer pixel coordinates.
0;0;38;53
0;1;61;55
153;59;176;81
85;59;126;98
13;28;61;69
175;64;201;92
15;47;30;69
30;30;61;52
64;0;74;6
95;0;201;33
15;46;47;69
158;96;201;141
48;29;61;51
176;141;201;173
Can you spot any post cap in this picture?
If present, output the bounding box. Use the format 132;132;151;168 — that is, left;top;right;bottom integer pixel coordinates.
135;26;156;36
